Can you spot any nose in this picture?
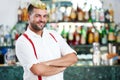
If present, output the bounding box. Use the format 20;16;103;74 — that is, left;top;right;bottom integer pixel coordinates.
40;16;45;22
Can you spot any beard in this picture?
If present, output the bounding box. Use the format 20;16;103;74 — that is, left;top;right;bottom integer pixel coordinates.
30;21;46;31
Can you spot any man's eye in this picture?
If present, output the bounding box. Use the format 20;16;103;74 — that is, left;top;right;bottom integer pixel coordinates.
44;15;48;18
35;15;39;17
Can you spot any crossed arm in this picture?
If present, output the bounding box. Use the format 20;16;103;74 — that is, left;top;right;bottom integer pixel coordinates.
30;53;78;76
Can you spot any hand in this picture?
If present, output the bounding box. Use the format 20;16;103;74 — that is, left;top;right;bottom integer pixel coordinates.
107;53;118;59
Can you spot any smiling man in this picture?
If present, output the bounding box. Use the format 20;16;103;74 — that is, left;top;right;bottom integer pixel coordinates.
15;0;78;80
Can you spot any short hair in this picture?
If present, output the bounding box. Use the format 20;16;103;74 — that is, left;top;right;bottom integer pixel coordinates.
27;1;47;15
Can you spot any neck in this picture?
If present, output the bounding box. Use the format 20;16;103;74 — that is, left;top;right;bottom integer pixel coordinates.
28;25;43;37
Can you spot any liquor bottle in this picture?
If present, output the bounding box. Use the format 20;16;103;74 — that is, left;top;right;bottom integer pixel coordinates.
77;4;84;22
61;25;68;41
99;1;105;22
83;2;89;22
49;3;56;22
94;28;100;43
109;3;114;22
91;9;96;22
101;25;108;44
0;25;5;46
108;23;116;43
80;26;87;44
84;11;89;22
88;5;92;22
116;32;120;43
93;42;101;65
73;25;81;45
99;8;105;22
55;4;63;22
21;7;28;22
116;25;120;43
63;6;71;22
95;7;100;22
77;26;82;44
70;7;77;22
105;23;109;34
4;49;16;65
67;25;74;45
17;6;22;22
87;27;94;44
104;9;110;23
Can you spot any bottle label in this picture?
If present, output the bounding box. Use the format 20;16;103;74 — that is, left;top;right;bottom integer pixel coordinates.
75;34;80;41
78;12;84;21
117;36;120;43
81;35;86;44
102;35;107;44
108;32;115;41
68;33;73;40
70;12;76;20
88;33;94;44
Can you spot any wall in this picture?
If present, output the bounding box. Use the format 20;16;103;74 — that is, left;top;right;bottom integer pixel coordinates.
0;0;19;28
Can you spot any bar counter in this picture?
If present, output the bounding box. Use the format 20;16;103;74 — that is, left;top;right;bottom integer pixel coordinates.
0;64;120;80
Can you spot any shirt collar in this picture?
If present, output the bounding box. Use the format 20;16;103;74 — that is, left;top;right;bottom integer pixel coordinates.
26;27;46;38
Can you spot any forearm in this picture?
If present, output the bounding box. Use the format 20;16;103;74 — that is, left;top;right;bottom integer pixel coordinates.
30;63;66;76
41;66;66;76
30;53;77;76
44;53;78;67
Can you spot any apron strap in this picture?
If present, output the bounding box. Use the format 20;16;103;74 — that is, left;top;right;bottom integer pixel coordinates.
49;33;57;42
23;33;42;80
23;33;38;59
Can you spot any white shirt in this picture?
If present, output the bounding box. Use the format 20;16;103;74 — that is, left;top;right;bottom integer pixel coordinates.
15;28;76;80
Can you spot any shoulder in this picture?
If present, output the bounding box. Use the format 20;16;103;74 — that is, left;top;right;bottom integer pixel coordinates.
16;34;25;42
15;32;29;46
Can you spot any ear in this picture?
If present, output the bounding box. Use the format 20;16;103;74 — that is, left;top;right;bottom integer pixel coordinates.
28;14;30;20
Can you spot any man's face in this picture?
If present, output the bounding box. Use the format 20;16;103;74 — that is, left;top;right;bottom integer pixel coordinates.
29;8;48;31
